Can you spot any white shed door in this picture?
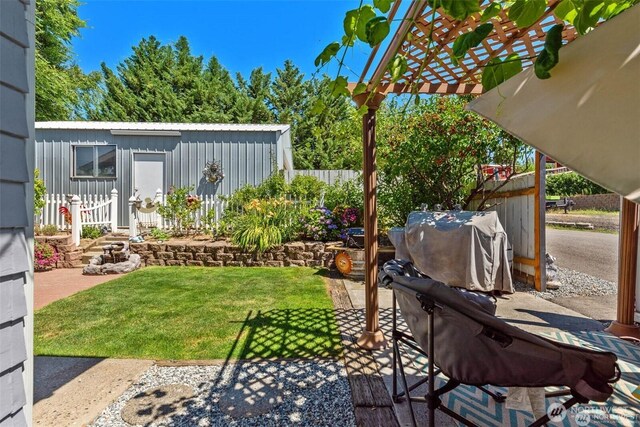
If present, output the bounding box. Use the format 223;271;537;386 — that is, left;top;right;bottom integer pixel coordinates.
134;153;165;201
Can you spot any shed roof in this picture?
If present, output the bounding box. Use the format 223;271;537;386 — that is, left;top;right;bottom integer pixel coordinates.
35;121;291;133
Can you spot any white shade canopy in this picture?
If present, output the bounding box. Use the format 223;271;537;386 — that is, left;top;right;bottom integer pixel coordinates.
468;5;640;203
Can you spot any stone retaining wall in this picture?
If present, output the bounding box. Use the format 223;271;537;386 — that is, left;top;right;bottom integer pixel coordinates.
129;240;339;268
571;193;620;211
35;234;83;268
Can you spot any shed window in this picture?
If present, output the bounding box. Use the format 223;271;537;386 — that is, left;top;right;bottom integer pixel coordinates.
74;145;116;178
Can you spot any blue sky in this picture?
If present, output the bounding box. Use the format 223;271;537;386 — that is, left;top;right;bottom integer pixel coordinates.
73;0;378;81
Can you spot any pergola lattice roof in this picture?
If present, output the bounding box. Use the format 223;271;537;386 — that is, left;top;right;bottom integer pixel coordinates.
358;0;578;95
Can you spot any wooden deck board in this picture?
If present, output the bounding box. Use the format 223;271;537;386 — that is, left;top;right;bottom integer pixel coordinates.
327;275;400;427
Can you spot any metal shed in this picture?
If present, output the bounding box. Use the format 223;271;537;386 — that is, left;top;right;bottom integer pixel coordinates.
35;122;293;227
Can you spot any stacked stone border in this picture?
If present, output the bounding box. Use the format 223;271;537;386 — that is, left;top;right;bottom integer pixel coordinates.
129;240;339;268
35;234;83;269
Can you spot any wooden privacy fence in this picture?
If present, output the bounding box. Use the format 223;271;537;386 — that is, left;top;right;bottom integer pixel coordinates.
468;173;537;282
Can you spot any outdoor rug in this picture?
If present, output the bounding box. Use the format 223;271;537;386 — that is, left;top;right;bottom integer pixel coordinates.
403;330;640;427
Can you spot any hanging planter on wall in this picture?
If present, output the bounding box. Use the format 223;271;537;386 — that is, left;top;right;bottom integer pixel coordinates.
202;160;225;184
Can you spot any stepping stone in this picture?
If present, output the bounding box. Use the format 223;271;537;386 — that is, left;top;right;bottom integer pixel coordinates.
120;384;196;425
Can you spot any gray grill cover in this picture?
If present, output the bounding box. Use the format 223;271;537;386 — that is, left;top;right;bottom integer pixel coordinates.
389;211;514;293
392;276;618;401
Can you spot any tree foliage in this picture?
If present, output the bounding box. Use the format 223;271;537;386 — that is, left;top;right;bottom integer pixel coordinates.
318;0;638;102
376;96;531;227
35;0;99;120
546;172;608;196
89;37;362;170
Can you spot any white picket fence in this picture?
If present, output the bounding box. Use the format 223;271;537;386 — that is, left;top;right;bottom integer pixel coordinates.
38;188;308;243
132;190;232;233
37;190;118;246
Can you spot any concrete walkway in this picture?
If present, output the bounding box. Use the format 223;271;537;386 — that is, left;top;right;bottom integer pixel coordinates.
34;269;116;309
34;357;153;427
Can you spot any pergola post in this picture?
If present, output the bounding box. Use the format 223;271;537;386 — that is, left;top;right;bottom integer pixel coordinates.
354;91;387;350
534;151;546;291
606;198;640;339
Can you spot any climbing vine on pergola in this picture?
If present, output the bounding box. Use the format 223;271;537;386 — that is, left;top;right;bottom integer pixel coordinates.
316;0;637;103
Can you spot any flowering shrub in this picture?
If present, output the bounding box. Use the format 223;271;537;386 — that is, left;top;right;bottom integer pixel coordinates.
232;198;300;252
157;186;201;235
301;207;340;241
34;241;60;271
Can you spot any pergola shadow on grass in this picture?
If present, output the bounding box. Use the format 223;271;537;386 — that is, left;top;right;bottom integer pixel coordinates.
34;267;342;361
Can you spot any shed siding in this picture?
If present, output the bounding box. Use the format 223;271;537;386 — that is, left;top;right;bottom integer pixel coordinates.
0;0;34;425
36;129;279;226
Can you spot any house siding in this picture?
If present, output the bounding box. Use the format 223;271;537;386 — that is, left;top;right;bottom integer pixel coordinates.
36;129;282;227
0;0;35;425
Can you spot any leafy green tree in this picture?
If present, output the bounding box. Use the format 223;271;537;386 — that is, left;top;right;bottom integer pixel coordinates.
35;0;98;120
377;96;530;227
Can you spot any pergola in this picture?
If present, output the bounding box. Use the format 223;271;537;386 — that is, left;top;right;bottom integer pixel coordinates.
349;0;639;349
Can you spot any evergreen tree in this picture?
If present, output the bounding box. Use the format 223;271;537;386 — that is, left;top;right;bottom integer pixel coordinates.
237;67;274;124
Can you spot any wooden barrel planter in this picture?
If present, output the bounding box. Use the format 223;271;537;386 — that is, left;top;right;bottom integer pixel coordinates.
326;245;365;280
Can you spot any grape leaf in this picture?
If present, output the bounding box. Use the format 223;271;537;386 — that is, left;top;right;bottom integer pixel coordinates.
374;0;393;14
534;24;563;79
352;82;368;96
314;42;340;67
328;76;350;97
356;5;377;43
451;23;493;66
388;55;408;82
480;2;502;22
366;17;390;47
440;0;481;20
481;53;523;91
508;0;546;28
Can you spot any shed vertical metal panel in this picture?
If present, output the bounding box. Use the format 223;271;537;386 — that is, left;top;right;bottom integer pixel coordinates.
35;126;287;226
0;0;34;424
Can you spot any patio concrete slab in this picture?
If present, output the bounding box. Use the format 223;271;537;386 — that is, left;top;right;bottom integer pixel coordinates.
550;294;617;324
34;357;153;426
343;279;605;334
35;268;116;309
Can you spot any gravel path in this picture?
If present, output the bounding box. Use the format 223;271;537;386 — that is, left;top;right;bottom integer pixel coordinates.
91;360;355;427
514;267;617;300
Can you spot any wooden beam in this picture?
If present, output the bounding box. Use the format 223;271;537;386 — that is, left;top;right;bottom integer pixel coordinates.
534;151;546;292
348;82;483;95
471;186;535;200
353;92;386;350
368;0;429;85
513;256;536;267
606;198;640;339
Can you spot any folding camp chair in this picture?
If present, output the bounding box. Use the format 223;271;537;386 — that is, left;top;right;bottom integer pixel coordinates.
379;260;620;427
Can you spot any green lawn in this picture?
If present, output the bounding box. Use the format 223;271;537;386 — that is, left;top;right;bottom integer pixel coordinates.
35;267;341;360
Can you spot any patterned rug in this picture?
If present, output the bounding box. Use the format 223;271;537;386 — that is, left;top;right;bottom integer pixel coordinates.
407;330;640;426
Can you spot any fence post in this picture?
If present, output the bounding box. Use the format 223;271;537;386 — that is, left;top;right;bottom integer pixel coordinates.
154;188;163;229
71;195;81;247
129;196;138;238
110;188;119;231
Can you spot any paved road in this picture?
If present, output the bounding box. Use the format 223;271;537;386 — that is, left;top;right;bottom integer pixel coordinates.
546;228;618;282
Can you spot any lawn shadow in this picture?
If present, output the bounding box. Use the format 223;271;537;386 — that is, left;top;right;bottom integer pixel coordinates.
34;356;104;403
154;307;352;424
